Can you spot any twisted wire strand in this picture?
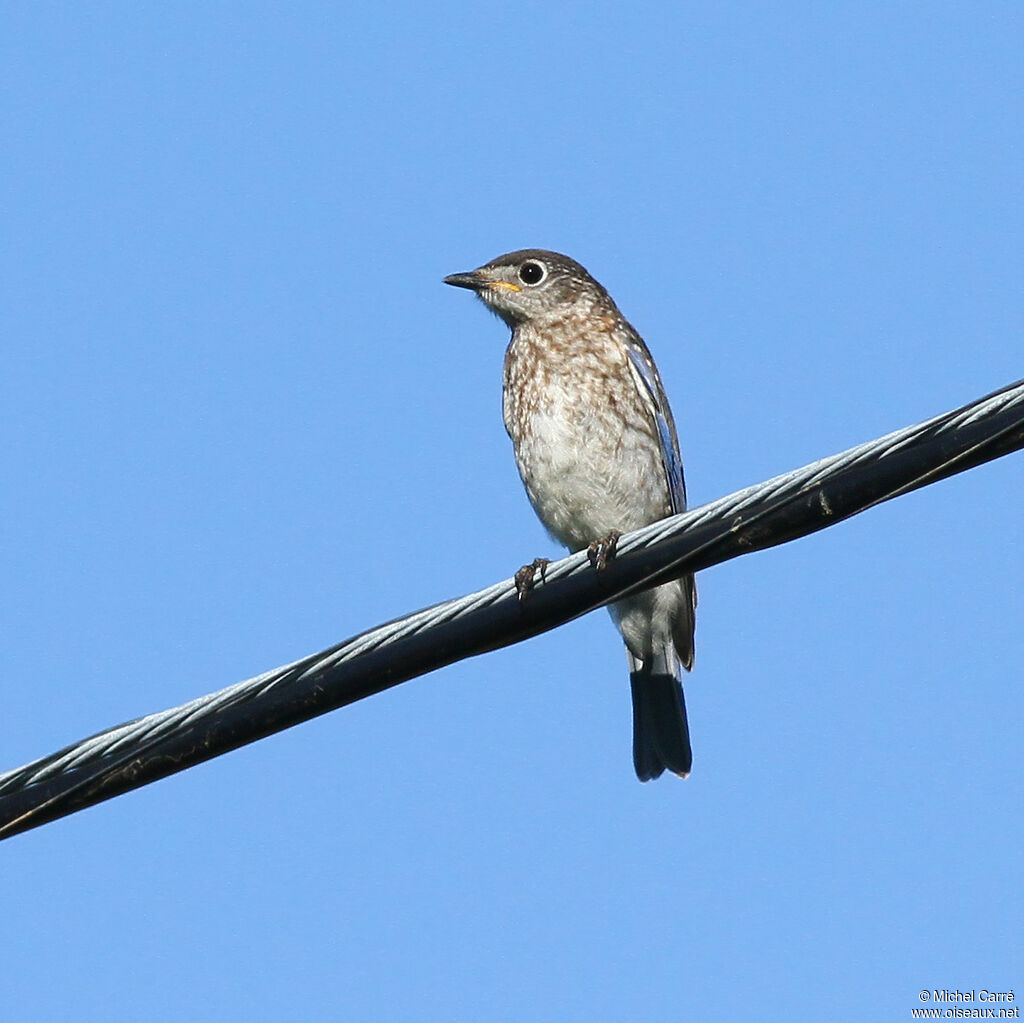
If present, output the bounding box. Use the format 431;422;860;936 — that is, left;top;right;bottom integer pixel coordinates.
1;377;1023;839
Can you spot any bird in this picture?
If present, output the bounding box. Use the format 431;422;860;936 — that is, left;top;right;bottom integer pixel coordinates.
444;249;697;781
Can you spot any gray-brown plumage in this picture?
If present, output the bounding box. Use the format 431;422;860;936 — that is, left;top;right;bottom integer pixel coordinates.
445;249;697;780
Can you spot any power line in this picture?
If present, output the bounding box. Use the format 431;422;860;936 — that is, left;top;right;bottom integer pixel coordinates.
1;377;1022;841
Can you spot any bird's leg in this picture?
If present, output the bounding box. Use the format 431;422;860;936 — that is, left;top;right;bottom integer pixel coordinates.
515;557;550;601
587;530;622;571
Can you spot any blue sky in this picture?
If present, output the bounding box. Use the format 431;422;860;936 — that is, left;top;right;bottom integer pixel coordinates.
2;3;1021;1020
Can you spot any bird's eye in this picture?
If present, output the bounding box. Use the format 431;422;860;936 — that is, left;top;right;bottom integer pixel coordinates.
518;261;545;286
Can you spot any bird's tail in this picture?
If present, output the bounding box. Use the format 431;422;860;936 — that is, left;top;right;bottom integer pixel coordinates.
630;659;692;782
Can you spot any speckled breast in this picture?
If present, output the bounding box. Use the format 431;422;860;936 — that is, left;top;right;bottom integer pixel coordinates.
502;322;671;552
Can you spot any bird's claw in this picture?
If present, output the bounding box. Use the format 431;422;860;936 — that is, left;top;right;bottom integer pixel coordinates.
515;558;550;601
587;530;622;571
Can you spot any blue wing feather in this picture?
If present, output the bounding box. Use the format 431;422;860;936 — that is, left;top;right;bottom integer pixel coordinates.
626;345;687;515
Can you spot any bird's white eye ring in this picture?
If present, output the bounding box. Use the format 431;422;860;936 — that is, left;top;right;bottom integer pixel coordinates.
518;261;546;286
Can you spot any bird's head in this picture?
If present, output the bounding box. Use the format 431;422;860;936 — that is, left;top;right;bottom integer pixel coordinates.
444;249;610;328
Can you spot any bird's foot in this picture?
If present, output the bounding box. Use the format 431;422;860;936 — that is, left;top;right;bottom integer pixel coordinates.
587;530;622;571
515;558;550;601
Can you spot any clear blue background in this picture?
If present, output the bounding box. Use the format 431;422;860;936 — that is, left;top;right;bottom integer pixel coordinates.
2;4;1021;1020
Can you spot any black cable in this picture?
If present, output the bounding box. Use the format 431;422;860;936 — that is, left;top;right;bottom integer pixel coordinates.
1;377;1022;841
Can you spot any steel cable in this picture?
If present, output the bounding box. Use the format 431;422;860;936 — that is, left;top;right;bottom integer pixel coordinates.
2;377;1022;840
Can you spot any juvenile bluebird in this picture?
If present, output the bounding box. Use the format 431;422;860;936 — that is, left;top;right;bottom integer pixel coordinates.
444;249;697;781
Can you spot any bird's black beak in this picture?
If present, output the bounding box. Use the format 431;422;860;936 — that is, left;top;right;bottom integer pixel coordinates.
443;271;485;290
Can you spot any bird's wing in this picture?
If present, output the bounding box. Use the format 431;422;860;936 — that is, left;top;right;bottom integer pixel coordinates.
626;335;697;671
625;340;687;515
